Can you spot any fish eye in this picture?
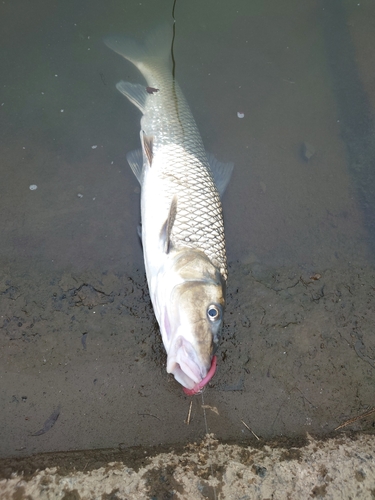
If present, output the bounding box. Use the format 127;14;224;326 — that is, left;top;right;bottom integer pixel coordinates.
207;304;221;322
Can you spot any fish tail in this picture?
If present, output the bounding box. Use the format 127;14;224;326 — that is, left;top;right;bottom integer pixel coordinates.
104;24;172;72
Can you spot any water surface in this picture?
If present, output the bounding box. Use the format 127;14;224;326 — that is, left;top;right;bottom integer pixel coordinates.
1;0;374;458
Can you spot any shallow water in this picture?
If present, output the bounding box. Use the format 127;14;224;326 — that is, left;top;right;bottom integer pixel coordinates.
1;0;375;458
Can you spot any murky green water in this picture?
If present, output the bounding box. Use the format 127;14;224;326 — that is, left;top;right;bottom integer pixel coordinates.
1;0;374;459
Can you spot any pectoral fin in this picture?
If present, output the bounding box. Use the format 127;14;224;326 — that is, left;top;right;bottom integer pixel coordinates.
206;152;234;197
160;196;177;254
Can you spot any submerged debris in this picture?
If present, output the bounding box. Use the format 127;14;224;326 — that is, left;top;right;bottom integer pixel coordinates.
32;406;61;436
81;332;88;350
301;141;316;161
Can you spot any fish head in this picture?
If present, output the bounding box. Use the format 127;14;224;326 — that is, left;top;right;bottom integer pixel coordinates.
162;249;226;391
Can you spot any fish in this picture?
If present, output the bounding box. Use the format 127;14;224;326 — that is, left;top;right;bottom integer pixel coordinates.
105;25;233;394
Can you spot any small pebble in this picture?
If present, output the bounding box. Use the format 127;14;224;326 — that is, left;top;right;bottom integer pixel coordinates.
301;141;316;161
91;145;98;149
237;111;245;119
29;185;38;191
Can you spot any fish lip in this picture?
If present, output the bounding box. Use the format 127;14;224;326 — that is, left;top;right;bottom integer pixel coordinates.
167;360;196;390
167;336;209;389
183;356;217;396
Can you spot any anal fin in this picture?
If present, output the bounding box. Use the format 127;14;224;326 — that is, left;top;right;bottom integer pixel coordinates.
116;81;148;112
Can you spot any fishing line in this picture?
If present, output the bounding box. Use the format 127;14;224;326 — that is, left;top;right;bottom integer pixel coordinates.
201;392;217;500
169;0;184;132
171;0;177;79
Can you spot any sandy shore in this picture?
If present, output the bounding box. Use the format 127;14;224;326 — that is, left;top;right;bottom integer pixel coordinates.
1;432;374;499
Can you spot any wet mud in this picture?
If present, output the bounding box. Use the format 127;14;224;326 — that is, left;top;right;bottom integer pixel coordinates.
1;258;374;461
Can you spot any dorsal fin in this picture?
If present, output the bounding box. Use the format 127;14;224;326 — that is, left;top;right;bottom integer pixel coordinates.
160;196;177;253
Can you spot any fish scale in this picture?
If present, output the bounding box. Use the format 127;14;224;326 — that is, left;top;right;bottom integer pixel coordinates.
158;150;228;280
145;81;227;278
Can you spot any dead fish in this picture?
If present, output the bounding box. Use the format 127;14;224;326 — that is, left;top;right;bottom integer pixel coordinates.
105;25;233;393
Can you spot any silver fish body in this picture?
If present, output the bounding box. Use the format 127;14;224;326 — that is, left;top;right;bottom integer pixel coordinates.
105;26;233;392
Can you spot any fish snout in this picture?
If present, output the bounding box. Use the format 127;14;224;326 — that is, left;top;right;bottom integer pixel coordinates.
167;336;211;390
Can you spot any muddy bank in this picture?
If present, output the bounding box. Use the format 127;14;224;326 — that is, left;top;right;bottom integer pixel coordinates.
1;257;374;459
1;433;375;499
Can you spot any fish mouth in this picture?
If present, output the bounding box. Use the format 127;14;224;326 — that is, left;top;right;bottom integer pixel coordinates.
183;356;217;396
167;336;211;391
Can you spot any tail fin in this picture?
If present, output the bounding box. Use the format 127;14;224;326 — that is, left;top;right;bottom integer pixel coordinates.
104;24;172;71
